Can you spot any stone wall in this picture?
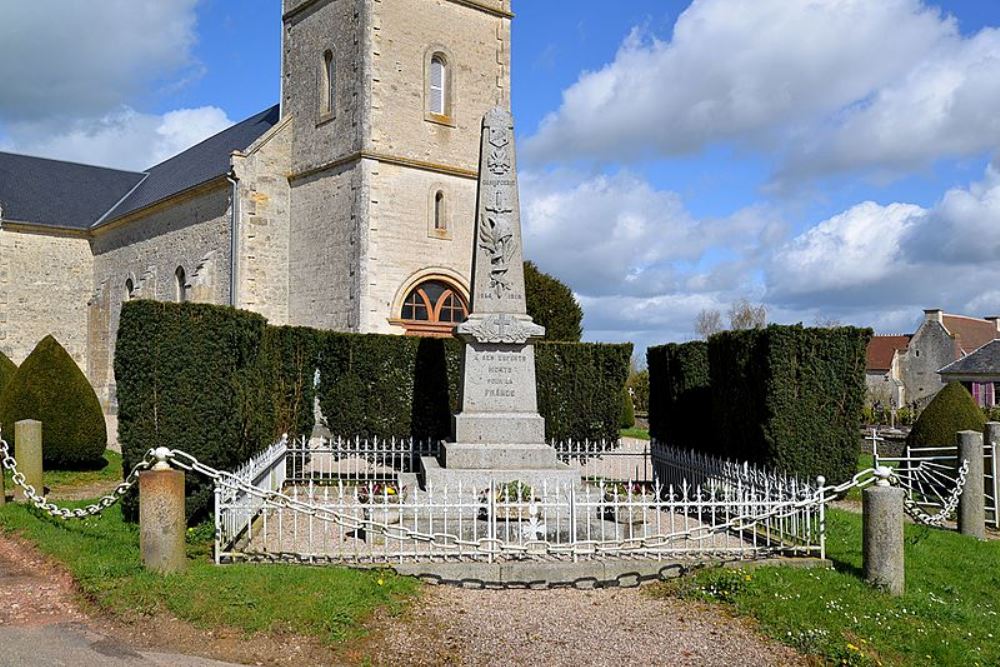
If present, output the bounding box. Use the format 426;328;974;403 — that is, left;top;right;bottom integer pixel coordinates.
287;163;361;330
0;227;92;372
89;186;232;407
234;118;294;325
363;161;474;332
282;0;365;174
899;319;956;406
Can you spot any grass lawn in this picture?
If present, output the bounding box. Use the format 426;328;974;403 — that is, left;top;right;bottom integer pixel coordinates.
0;501;418;644
620;427;650;440
652;509;1000;666
3;449;124;496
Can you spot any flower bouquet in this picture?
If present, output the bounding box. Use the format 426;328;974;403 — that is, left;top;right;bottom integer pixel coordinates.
358;482;407;525
481;481;541;521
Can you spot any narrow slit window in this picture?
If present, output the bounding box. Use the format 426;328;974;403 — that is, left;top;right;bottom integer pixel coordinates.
175;267;187;303
429;55;446;116
124;278;134;301
322;50;335;115
434;191;445;230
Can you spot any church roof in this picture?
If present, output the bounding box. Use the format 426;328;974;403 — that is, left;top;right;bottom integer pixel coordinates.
0;105;281;231
0;152;144;230
103;105;280;223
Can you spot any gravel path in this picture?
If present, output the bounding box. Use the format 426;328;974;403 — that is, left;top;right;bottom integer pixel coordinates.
363;585;806;667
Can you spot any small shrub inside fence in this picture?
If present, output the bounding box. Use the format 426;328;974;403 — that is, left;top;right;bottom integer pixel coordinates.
908;381;986;448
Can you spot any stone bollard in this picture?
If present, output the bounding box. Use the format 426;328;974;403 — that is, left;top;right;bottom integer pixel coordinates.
139;448;187;573
957;430;985;540
863;467;905;596
14;420;43;502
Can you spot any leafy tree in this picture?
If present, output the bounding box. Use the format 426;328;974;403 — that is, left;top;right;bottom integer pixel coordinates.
728;298;767;330
626;366;649;414
620;386;636;429
907;382;986;448
695;309;724;339
0;350;16;396
0;336;107;467
524;261;583;342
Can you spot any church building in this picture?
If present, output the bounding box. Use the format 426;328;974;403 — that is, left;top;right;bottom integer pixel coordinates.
0;0;512;411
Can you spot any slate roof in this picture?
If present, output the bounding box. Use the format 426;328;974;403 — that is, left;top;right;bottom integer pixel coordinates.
941;314;1000;355
104;105;280;222
0;153;143;230
939;339;1000;376
866;335;911;372
0;105;280;231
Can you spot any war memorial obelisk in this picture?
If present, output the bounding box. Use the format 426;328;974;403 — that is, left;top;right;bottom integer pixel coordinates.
421;107;578;490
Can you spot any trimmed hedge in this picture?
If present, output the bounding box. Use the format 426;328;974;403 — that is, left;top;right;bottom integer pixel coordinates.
0;350;16;396
116;302;318;521
0;336;106;467
907;381;986;448
534;341;633;442
646;341;710;449
116;302;632;521
709;325;871;484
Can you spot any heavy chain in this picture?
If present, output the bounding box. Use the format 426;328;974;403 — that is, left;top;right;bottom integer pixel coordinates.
0;436;159;520
896;458;971;527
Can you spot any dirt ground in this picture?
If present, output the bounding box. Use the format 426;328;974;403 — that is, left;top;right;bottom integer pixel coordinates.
0;531;806;666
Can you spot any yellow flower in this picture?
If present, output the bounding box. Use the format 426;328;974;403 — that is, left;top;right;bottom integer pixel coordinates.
847;643;859;652
377;577;385;586
386;487;396;496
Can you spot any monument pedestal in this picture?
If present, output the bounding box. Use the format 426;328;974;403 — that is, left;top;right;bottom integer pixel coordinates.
421;456;580;495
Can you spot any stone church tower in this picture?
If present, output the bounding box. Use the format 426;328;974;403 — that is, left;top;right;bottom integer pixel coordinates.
0;0;511;422
280;0;512;335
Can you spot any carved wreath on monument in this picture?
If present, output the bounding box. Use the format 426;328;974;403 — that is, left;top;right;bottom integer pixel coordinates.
480;127;517;298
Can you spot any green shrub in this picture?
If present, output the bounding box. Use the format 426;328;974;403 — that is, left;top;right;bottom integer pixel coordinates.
115;301;270;522
535;341;633;442
907;382;986;448
0;335;106;467
620;387;635;429
709;325;871;484
0;350;16;396
626;367;649;414
647;341;711;449
524;261;583;342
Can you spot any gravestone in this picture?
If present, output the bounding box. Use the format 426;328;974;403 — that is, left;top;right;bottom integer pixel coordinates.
421;108;578;490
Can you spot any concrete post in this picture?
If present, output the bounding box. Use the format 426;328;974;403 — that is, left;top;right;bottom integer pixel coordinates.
139;463;186;573
14;420;43;502
863;470;905;596
957;430;985;540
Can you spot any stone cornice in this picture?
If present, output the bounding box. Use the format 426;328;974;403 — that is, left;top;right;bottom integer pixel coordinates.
289;150;478;182
90;176;231;237
0;221;89;239
284;0;512;22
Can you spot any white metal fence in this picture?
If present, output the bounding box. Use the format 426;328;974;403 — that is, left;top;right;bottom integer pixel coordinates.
214;437;826;564
874;439;999;528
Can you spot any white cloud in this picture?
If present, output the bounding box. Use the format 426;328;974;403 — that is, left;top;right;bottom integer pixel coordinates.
0;1;224;170
0;0;199;121
0;106;234;171
524;0;1000;180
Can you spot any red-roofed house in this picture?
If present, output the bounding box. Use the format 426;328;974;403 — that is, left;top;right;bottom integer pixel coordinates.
886;309;1000;407
866;335;910;407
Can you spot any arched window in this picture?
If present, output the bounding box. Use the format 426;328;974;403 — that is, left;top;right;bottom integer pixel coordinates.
434;191;446;231
429;54;447;116
175;267;188;303
398;279;468;336
124;278;134;301
321;50;335;116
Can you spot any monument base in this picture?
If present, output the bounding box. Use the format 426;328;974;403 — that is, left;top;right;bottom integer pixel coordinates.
421;456;581;494
452;412;546;446
442;440;557;469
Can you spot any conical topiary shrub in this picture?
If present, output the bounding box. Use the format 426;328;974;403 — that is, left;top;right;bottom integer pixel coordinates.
0;336;107;467
906;381;986;448
0;350;16;396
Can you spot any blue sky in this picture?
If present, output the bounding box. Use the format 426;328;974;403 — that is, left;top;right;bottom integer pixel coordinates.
3;0;1000;357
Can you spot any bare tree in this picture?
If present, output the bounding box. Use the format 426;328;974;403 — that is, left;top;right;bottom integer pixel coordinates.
813;316;842;328
695;309;724;339
728;298;767;330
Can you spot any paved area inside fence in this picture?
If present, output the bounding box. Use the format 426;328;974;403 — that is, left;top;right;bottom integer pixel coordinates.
0;535;241;667
359;585;807;667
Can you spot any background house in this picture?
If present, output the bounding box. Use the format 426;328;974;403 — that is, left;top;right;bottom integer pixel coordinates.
938;339;1000;407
